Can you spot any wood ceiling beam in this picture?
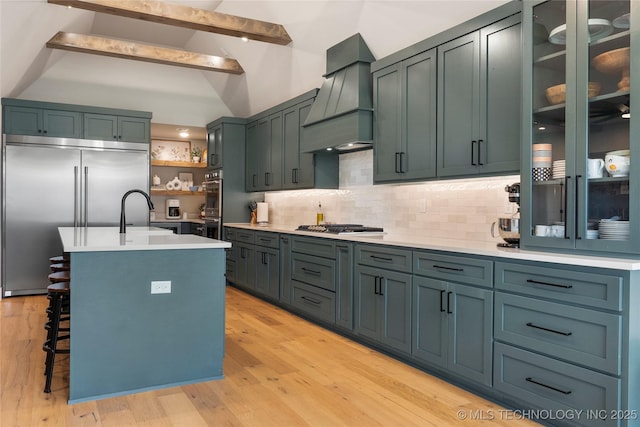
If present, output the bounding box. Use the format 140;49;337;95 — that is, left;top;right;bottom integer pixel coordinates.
47;0;292;46
46;31;245;74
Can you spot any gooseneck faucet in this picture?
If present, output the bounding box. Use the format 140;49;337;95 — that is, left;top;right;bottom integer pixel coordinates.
119;189;155;234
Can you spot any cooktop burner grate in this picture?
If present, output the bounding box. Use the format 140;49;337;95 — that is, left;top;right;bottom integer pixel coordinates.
297;224;384;234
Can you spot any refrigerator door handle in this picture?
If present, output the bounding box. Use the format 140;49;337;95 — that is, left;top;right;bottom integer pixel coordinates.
74;166;79;227
84;166;89;227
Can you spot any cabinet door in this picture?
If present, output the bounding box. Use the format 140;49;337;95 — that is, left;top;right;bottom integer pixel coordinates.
437;31;481;177
402;49;437;180
256;247;280;300
373;63;402;182
379;269;412;354
282;99;315;189
448;283;493;386
118;116;149;143
336;243;354;330
279;235;292;304
245;121;259;192
354;265;382;341
478;15;521;174
265;112;283;190
84;113;118;141
413;277;448;369
43;110;82;138
208;125;223;170
3;106;43;135
235;243;255;290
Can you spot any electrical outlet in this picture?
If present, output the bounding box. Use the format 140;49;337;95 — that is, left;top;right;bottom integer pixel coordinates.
151;280;171;294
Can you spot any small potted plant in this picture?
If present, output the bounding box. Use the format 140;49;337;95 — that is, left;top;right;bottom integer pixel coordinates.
191;146;202;163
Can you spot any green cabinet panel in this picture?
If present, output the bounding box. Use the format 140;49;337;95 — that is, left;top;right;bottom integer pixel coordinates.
234;242;256;291
282;99;314;189
208;125;223;170
437;14;521;177
291;280;336;324
413;276;493;386
255;246;280;300
354;264;412;354
279;235;292;304
374;49;437;183
336;243;354;330
84;113;149;143
245;121;259;192
3;106;82;138
249;112;283;191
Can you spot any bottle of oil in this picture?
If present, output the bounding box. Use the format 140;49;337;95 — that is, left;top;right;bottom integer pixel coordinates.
316;202;324;225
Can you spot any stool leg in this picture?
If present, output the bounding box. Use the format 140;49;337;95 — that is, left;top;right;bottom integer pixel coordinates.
44;294;63;393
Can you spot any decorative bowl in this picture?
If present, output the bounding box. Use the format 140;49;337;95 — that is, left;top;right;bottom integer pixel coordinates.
545;82;601;105
592;47;630;91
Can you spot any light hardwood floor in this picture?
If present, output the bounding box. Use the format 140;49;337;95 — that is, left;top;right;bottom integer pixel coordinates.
1;286;540;426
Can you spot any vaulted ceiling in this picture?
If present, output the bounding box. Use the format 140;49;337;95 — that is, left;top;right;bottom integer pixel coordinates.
1;0;510;128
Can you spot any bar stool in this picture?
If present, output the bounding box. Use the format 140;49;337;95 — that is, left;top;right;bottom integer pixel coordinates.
49;255;70;265
43;281;70;393
50;263;70;273
48;271;70;283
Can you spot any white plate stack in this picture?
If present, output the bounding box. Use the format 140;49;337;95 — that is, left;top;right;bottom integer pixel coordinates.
552;160;566;180
598;220;630;240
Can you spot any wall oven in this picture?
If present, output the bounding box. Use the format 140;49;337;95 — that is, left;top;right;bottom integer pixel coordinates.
203;170;223;240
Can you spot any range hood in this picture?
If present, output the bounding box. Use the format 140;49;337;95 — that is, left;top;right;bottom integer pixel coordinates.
301;34;375;153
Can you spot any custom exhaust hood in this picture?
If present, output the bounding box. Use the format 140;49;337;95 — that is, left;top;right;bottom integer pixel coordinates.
301;34;375;153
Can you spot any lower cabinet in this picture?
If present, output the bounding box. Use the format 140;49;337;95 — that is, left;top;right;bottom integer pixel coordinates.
354;265;412;355
255;244;280;300
412;276;493;386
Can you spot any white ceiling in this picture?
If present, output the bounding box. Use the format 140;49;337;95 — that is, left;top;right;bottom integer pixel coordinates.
1;0;511;129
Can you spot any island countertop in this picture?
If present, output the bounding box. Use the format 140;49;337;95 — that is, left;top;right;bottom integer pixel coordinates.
59;226;231;252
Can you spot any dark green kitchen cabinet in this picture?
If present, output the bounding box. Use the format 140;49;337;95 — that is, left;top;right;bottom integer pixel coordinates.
279;235;292;304
412;276;493;386
354;265;412;355
245;121;259;192
335;243;354;330
84;113;150;143
437;14;521;177
282;98;314;189
246;112;283;191
3;106;82;138
234;242;256;291
207;124;223;170
373;49;437;183
255;246;280;300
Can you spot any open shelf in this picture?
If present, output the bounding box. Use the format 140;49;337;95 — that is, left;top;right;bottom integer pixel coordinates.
150;189;205;196
151;159;207;168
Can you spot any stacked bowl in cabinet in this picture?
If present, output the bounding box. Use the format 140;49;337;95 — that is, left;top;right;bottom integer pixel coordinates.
552;160;565;180
532;144;552;181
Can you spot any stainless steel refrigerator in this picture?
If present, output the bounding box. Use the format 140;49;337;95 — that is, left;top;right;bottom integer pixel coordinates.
1;134;150;296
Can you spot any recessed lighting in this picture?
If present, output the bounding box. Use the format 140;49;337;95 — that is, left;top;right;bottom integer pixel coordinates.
538;126;546;131
326;147;333;151
241;36;249;43
177;128;190;138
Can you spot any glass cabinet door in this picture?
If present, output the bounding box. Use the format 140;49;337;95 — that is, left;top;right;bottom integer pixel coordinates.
523;0;638;254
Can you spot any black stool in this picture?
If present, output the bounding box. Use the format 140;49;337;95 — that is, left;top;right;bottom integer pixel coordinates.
49;255;70;264
48;271;70;283
43;281;70;393
50;263;70;272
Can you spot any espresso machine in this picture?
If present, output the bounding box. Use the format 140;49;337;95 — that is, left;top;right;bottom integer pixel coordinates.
491;183;520;248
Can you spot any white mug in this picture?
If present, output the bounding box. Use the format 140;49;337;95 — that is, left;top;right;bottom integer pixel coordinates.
535;225;550;237
587;158;605;178
551;224;565;238
605;154;630;177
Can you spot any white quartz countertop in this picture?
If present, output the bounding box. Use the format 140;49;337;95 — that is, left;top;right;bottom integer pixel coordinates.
224;223;640;271
59;227;231;252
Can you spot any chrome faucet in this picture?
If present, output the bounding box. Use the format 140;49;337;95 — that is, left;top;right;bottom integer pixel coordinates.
119;189;154;234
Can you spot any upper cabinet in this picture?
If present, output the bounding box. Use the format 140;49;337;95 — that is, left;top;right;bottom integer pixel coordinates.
371;2;522;183
3;106;82;138
84;114;149;143
437;14;522;177
206;117;247;171
520;0;638;255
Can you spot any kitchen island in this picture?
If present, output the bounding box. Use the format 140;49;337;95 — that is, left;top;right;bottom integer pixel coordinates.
58;227;231;404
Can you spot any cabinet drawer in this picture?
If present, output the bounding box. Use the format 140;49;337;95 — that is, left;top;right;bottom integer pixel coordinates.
495;293;621;375
255;231;280;249
355;245;412;273
225;227;236;241
292;236;336;258
234;230;255;244
494;343;621;427
495;262;623;311
291;280;336;324
413;251;493;288
292;253;335;291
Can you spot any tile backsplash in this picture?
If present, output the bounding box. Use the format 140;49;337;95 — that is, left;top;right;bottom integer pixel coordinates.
264;150;519;243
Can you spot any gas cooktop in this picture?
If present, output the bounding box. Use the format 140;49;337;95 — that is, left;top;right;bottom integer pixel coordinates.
296;224;384;234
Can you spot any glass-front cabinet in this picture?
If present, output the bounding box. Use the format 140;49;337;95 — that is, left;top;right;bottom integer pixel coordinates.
521;0;639;254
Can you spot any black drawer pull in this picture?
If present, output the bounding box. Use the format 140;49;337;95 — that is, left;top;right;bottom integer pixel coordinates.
525;377;572;395
259;238;271;243
526;279;573;289
301;267;321;276
526;322;572;336
370;255;393;262
439;290;446;312
447;291;453;314
301;296;321;305
433;264;464;272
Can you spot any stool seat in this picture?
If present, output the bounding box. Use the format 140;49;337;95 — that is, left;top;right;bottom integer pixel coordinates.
49;255;70;264
48;271;70;283
50;263;70;272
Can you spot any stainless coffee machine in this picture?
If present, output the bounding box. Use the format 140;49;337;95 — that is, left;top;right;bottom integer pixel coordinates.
491;183;520;248
166;199;181;219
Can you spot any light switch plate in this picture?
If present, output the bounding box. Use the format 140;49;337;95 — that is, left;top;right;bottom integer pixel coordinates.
151;280;171;294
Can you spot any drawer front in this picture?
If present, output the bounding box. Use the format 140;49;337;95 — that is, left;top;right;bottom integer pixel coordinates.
255;231;280;249
225;227;236;241
292;253;336;291
495;293;621;375
291;280;336;324
234;229;255;244
291;236;336;258
356;245;412;273
495;262;623;311
414;251;493;288
494;343;621;427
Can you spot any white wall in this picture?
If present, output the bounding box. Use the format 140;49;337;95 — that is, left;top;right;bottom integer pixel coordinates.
264;150;519;244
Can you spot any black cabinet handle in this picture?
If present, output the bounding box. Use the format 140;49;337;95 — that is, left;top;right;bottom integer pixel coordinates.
281;237;289;243
240;247;246;259
259;238;270;243
374;276;380;295
433;264;464;272
526;279;573;289
525;377;572;395
378;277;384;296
471;140;477;165
439;289;446;312
265;172;271;186
447;291;453;314
43;129;48;134
301;296;321;305
563;176;569;238
477;139;483;165
575;175;582;240
37;129;42;133
526;322;572;336
398;152;406;173
210;153;217;165
370;255;393;262
301;267;321;276
252;174;257;188
291;168;295;183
